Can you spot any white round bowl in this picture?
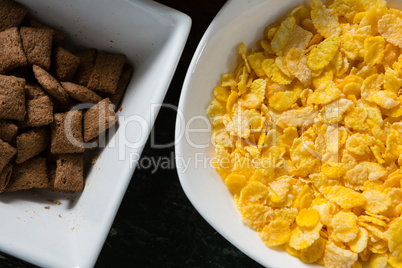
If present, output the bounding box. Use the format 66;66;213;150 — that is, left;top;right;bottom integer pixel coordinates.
175;0;402;267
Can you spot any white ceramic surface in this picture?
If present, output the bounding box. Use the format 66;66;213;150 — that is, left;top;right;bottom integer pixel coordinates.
175;0;402;267
0;1;190;267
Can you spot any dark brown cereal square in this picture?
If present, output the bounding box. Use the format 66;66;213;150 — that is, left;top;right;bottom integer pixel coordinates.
24;82;46;100
83;98;117;142
20;27;53;70
0;138;16;173
0;74;26;121
61;81;102;104
0;27;27;74
51;110;85;154
0;0;27;32
0;120;17;144
74;49;97;86
20;95;53;127
87;51;125;94
53;153;84;192
33;64;70;103
15;127;49;164
5;157;48;192
108;63;133;107
51;46;80;82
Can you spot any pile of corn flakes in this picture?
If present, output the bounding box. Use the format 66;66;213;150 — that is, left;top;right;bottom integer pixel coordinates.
207;0;402;267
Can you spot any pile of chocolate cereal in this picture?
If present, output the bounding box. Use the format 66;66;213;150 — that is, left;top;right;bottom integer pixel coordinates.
0;0;133;193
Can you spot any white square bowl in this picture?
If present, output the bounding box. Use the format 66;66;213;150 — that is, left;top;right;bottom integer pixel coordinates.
0;1;190;267
175;0;402;267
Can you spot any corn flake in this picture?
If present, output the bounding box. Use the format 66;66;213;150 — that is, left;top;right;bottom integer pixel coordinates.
312;198;339;226
388;217;402;258
338;74;363;88
290;138;320;177
369;253;388;268
372;91;400;109
250;78;266;101
341;33;365;60
241;204;273;231
271;16;296;55
331;211;360;243
308;36;341;71
368;239;388;255
361;73;384;102
207;98;226;126
346;133;374;155
308;81;341;105
308;33;324;47
348;227;369;254
382;102;402;118
361;162;387;181
271;65;293;85
259;219;292;247
268;91;298;112
213;130;234;148
286;48;312;86
378;14;402;48
311;0;341;39
360;4;388;35
221;72;237;87
238;67;249;95
345;163;369;191
284;25;314;56
363;190;392;214
364;36;385;66
381;44;400;69
384;68;402;95
383;188;402;217
238;93;262;109
273;207;298;224
320;98;353;123
323;242;358;268
238;181;270;209
300;237;326;264
278;106;318;128
247;52;266;78
228;108;250;139
385;129;402;161
277;126;299;150
290;6;309;25
322;185;366;209
269;176;292;204
389;254;402;268
296;208;320;228
226;91;238;116
289;222;323;250
213;86;231;102
225;174;247;196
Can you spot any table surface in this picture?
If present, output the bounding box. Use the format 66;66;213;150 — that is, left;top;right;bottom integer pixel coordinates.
0;1;263;267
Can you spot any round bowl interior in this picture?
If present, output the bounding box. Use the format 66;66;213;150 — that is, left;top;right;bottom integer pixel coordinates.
175;0;402;267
